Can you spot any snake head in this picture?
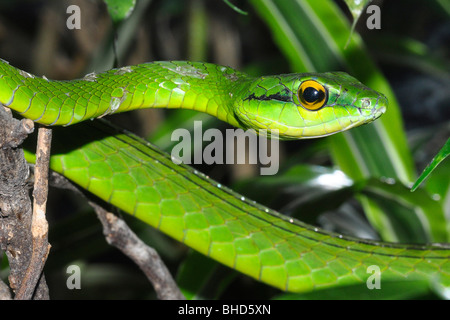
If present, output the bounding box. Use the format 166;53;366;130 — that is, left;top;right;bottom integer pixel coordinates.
233;72;388;140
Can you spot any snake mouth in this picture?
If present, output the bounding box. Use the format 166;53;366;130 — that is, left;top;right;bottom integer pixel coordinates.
374;105;386;119
368;105;386;122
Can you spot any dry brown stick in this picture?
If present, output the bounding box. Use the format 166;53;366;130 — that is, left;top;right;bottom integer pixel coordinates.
89;201;185;300
14;127;52;300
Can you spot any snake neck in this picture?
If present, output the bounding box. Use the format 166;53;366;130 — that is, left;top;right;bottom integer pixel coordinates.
145;61;252;129
0;59;252;126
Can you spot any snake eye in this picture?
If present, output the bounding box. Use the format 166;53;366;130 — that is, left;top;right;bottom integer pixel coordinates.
298;80;327;110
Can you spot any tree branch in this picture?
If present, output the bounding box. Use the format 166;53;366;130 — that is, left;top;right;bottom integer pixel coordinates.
0;106;49;299
89;201;185;300
14;126;52;300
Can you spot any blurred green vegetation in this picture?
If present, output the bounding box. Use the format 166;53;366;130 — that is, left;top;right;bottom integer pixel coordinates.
0;0;448;299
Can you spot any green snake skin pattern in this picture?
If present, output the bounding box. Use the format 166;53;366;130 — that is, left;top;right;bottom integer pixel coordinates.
44;121;450;292
1;59;448;292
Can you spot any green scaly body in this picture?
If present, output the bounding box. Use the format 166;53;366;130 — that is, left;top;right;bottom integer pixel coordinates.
0;59;448;293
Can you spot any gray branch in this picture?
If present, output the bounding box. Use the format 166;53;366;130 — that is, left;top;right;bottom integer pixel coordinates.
90;202;185;300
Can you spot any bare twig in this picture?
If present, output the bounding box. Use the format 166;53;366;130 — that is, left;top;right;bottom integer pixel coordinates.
14;127;52;300
89;201;185;300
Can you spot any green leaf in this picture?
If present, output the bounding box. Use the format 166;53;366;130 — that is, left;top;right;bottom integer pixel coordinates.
89;0;152;72
222;0;248;15
411;138;450;191
341;0;372;44
177;250;218;300
187;0;208;61
176;250;236;300
436;0;450;15
103;0;136;25
342;0;372;23
363;178;449;243
367;35;450;80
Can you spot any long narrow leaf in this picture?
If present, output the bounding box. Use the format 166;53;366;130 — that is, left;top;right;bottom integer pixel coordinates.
411;138;450;191
250;0;444;242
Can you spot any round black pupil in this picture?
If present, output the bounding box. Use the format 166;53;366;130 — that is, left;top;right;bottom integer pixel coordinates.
303;87;324;103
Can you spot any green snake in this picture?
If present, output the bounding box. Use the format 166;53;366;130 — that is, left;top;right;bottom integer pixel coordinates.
1;59;449;293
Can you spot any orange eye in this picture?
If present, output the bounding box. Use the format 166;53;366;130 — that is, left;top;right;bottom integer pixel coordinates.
298;80;327;110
